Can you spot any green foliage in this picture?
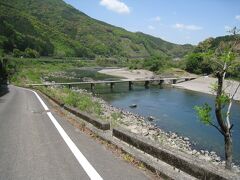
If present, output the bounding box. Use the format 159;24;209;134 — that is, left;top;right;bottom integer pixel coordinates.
127;59;144;70
216;93;230;108
13;48;40;58
0;0;193;58
127;56;170;72
41;87;102;117
186;34;240;78
9;57;85;85
185;53;213;74
13;49;23;57
194;103;212;125
111;112;122;121
24;48;40;58
0;57;7;84
0;56;20;84
220;51;236;64
143;56;168;72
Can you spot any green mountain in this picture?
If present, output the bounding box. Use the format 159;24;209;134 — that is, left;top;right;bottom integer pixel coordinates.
0;0;193;58
194;35;240;53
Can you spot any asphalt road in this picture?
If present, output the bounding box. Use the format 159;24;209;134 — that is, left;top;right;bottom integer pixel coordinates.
0;85;150;180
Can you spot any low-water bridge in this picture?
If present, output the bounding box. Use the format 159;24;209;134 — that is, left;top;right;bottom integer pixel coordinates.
27;77;196;90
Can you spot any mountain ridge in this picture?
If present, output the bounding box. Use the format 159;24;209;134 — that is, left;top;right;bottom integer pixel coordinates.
0;0;193;58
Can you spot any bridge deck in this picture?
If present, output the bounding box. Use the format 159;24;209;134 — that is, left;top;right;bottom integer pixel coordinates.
27;77;196;86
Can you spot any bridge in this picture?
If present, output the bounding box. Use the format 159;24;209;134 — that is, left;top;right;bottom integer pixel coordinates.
27;77;196;90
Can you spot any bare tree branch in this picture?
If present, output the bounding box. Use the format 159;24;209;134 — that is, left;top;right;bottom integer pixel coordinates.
226;83;240;129
209;121;225;136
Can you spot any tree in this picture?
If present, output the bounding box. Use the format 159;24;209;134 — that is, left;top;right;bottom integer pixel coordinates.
194;28;240;170
0;57;8;84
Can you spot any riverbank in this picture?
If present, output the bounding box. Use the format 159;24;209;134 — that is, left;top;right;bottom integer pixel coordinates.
98;68;155;80
174;76;240;101
72;88;240;173
99;68;240;101
97;68;240;170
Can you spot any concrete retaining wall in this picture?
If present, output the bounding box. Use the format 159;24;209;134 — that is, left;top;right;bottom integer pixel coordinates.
63;105;110;130
113;127;238;180
37;89;110;130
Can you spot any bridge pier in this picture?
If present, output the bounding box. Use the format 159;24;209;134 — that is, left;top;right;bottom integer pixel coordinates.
159;80;164;87
110;82;115;90
144;81;150;89
129;81;133;90
172;79;177;84
90;83;95;90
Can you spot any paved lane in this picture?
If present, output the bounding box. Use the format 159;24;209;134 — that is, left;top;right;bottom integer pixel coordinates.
0;85;150;180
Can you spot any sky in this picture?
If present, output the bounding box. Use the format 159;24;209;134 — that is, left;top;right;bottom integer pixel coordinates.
63;0;240;45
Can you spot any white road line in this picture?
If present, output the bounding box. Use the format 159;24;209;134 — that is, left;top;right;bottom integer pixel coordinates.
29;89;103;180
47;112;103;180
18;86;49;111
31;90;49;111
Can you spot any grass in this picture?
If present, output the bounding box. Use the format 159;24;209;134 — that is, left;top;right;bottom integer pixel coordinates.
110;112;122;127
8;57;126;125
38;87;103;117
39;86;128;126
9;57;92;85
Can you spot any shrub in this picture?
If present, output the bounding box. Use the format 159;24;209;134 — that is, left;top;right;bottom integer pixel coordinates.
24;48;40;58
13;49;23;57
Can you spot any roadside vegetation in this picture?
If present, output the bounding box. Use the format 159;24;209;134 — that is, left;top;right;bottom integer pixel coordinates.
38;87;102;117
3;57;90;85
2;57;121;126
36;86;127;127
0;57;8;84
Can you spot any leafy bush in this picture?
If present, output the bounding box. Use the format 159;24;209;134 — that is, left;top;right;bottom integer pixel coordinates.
24;48;40;58
57;88;102;116
13;49;23;57
185;53;213;74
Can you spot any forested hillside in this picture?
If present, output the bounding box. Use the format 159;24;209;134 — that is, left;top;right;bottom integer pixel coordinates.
184;34;240;79
0;0;193;58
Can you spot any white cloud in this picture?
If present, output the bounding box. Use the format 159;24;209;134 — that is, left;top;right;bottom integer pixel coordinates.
150;16;161;22
148;25;155;30
100;0;130;14
173;23;203;31
235;15;240;21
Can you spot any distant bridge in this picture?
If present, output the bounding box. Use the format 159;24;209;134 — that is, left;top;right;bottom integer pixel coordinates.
27;77;196;90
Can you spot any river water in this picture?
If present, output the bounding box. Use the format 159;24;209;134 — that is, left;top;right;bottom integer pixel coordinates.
99;85;240;165
46;68;240;165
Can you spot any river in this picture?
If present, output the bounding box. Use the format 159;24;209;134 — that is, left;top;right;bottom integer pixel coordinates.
46;68;240;165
